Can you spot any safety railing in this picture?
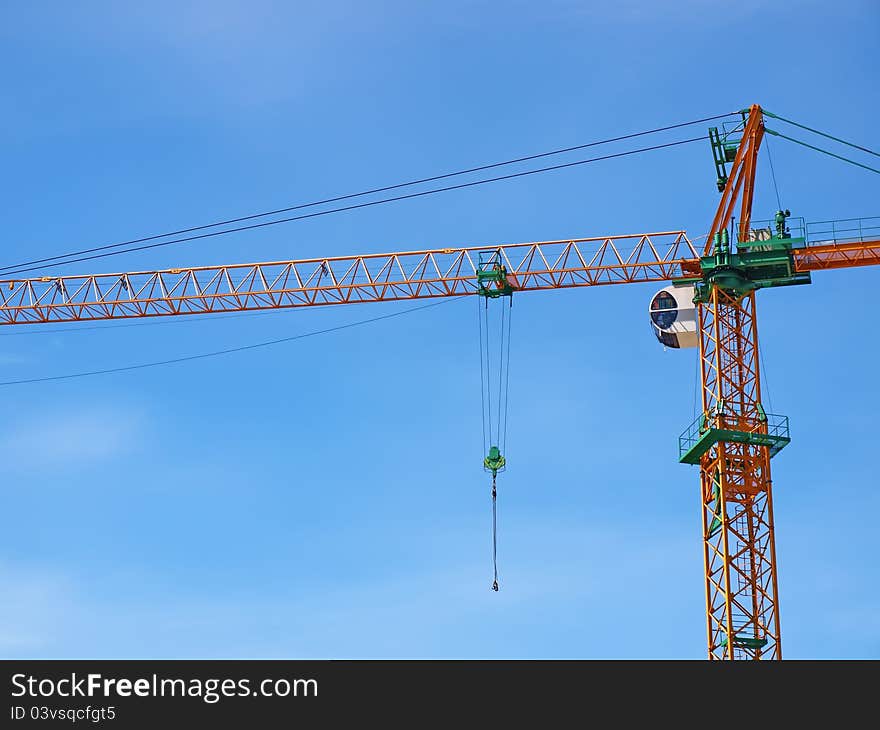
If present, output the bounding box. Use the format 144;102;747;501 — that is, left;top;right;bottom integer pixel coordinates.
678;411;790;463
744;217;806;242
806;216;880;246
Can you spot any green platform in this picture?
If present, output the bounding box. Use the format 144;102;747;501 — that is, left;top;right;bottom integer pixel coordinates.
720;635;768;650
679;413;790;465
476;251;516;298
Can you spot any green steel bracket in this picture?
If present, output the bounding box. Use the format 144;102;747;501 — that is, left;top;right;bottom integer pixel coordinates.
720;635;768;650
756;403;767;423
483;445;506;476
679;412;791;465
700;119;813;298
709;127;738;191
688;220;812;304
708;477;722;537
708;113;748;192
477;251;516;298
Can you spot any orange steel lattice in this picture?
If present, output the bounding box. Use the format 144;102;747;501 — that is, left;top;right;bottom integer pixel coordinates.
698;288;781;659
793;239;880;272
696;104;781;659
703;104;765;255
0;233;699;325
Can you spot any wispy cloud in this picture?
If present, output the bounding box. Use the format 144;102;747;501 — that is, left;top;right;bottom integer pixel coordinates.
0;403;143;469
0;521;696;658
0;352;31;366
0;562;74;654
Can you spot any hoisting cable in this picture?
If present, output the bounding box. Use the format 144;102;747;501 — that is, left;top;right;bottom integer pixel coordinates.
476;251;513;591
758;339;775;416
1;111;736;277
477;296;488;456
764;136;783;211
3;136;709;278
765;129;880;176
491;470;499;592
763;111;880;158
478;293;498;590
497;302;506;454
501;296;513;457
0;297;465;386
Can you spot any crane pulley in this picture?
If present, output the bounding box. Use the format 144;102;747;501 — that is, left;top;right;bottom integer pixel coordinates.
476;250;514;591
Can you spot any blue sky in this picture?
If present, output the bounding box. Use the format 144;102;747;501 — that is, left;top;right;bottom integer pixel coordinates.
1;1;877;658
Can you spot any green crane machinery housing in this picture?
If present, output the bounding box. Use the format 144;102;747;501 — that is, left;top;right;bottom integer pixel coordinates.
675;207;803;466
676;121;806;467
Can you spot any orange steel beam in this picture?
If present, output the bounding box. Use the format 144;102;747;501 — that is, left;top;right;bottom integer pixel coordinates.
793;239;880;272
2;232;876;327
703;105;765;255
0;232;699;325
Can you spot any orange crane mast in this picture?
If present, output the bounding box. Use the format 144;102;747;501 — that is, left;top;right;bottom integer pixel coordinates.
2;105;877;659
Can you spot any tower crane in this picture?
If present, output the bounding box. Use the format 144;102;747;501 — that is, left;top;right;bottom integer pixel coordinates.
3;105;878;659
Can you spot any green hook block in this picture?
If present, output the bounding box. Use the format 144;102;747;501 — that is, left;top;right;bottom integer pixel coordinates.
483;445;506;475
